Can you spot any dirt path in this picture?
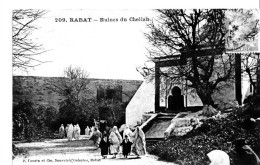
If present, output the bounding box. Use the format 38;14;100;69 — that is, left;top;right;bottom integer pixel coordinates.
13;136;176;165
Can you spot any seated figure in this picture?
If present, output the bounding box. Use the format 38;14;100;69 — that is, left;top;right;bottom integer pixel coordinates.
167;86;184;112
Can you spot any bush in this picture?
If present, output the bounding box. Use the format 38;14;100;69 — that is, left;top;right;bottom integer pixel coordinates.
13;100;58;141
147;107;260;165
98;99;126;127
57;98;99;134
12;143;27;159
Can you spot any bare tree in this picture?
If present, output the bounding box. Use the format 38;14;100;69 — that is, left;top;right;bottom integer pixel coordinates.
139;9;259;105
47;66;100;127
241;53;260;94
51;65;91;103
12;9;47;71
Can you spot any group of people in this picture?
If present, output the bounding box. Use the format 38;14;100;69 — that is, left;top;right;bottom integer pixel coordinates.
84;125;97;136
89;125;146;159
59;124;81;141
59;123;260;164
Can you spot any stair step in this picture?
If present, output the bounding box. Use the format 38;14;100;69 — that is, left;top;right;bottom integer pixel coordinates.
146;138;164;141
157;116;174;119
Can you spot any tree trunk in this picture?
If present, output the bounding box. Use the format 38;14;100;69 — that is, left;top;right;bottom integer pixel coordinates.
246;68;256;95
196;88;214;105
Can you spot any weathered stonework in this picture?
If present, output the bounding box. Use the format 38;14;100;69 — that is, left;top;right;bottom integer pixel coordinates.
13;76;143;109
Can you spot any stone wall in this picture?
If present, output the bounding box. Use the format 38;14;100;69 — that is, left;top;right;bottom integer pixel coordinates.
126;80;154;126
13;76;143;109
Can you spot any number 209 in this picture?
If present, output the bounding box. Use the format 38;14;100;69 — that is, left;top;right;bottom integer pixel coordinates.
55;18;66;22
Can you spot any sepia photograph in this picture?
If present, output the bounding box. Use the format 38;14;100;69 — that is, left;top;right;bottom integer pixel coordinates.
10;2;260;165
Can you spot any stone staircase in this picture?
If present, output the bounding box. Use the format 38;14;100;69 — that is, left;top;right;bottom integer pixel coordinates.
141;113;177;141
141;111;201;142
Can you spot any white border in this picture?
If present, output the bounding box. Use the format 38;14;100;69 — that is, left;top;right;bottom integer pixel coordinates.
1;0;259;164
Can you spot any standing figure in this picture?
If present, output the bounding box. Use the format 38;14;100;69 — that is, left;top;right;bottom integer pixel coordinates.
121;135;133;158
94;118;100;130
105;126;112;154
65;124;69;138
90;127;102;147
85;126;90;135
99;131;110;159
234;139;260;165
109;126;122;158
90;126;95;137
131;126;146;157
72;125;77;139
59;124;65;138
74;124;81;140
67;124;73;141
91;126;95;133
123;125;133;142
89;126;92;136
95;127;102;146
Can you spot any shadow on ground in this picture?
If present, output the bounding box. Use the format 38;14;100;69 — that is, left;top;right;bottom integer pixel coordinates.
16;138;98;156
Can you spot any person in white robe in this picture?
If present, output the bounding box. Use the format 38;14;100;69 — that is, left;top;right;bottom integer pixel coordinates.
74;124;81;140
72;125;77;139
59;124;65;138
90;126;95;137
65;124;69;138
123;125;133;142
67;124;73;141
131;126;146;157
109;126;122;158
85;126;90;135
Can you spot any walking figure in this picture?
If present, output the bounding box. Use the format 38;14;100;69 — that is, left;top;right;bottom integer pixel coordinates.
121;135;132;158
99;131;110;159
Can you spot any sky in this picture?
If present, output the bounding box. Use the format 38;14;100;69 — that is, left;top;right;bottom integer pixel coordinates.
12;7;260;81
13;9;157;80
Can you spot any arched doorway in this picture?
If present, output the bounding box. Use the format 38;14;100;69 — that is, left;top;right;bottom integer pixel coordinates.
167;86;184;112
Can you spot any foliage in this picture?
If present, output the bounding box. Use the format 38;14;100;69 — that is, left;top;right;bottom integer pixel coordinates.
97;99;126;127
12;143;27;159
57;98;99;133
13;66;127;138
13;100;58;141
53;66;126;131
13;100;32;140
147;106;260;165
49;66;100;133
12;9;47;71
139;9;259;105
57;98;126;133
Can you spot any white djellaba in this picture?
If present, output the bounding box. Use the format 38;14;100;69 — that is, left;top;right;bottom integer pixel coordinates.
90;126;94;136
74;124;81;140
67;124;74;141
65;124;69;137
123;125;133;142
85;126;90;135
73;125;77;139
